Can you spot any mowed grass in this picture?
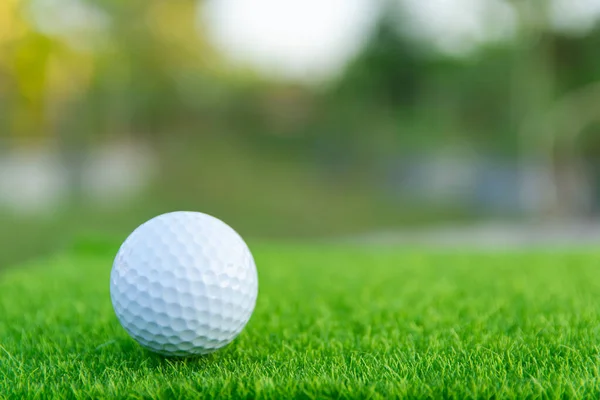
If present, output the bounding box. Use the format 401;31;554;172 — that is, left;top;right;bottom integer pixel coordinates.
2;243;600;399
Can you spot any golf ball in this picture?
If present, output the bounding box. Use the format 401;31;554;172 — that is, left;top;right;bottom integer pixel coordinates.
110;211;258;356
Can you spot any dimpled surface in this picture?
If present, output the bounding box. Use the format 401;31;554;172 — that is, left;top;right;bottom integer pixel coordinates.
110;211;258;357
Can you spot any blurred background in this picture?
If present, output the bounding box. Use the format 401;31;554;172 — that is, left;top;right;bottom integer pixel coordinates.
3;0;600;265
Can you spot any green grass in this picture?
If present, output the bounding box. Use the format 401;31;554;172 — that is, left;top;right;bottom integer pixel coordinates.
2;244;600;398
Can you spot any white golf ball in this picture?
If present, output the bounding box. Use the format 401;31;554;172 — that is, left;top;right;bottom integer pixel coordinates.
110;211;258;356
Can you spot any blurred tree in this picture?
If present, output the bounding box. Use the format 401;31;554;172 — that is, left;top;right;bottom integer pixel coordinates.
509;0;600;218
315;1;428;175
553;23;600;98
87;0;225;135
0;1;56;143
334;8;422;109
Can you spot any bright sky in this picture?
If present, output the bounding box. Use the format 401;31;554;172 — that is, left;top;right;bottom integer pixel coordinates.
551;0;600;33
202;0;600;82
202;0;377;82
400;0;516;55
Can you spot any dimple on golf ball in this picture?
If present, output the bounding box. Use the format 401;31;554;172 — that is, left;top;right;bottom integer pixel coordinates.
110;211;258;357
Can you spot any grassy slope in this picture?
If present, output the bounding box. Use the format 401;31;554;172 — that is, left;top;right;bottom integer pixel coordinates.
1;244;600;399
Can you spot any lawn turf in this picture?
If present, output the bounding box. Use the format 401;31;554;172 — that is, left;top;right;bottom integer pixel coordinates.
1;244;600;398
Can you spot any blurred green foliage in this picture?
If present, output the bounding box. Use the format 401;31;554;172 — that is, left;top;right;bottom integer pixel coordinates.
3;0;600;265
2;1;599;150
